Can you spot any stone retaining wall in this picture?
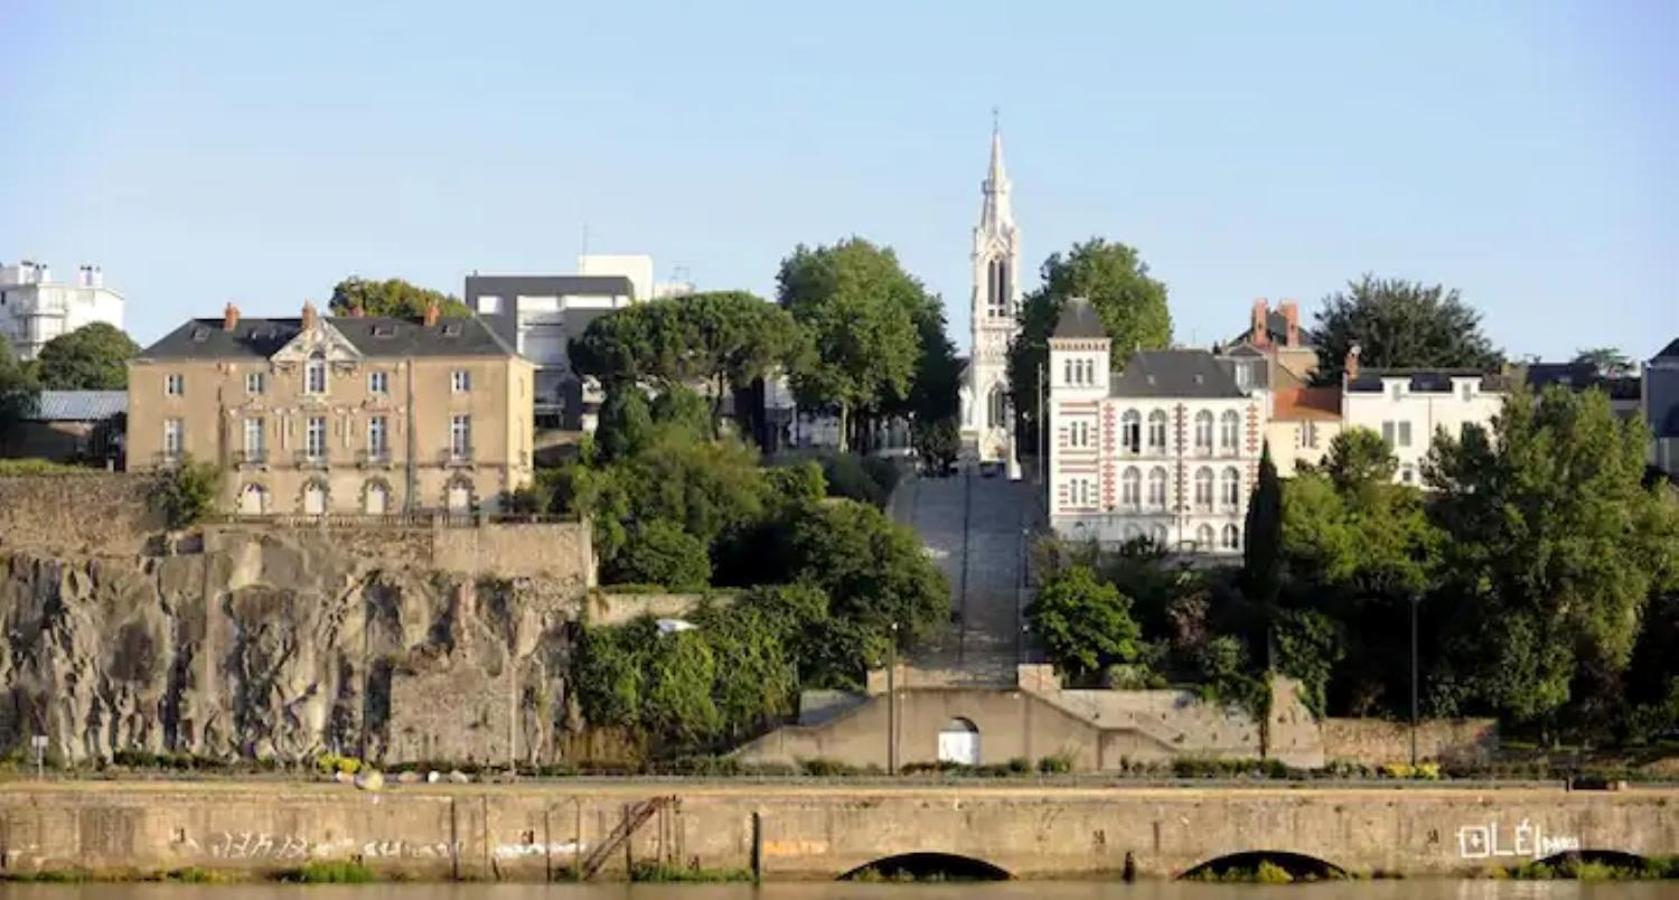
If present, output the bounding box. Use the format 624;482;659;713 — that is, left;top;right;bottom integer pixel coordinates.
1322;717;1499;767
0;474;159;557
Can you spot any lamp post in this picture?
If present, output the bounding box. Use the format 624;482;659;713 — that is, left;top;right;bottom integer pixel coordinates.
1410;594;1420;768
886;621;899;775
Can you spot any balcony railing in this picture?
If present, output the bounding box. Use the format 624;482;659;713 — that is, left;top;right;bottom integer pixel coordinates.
294;449;330;468
232;449;268;467
439;447;474;467
358;448;394;468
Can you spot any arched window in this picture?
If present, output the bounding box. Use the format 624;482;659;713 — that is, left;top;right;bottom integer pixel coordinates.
364;480;391;516
1120;410;1141;454
987;385;1007;429
1220;410;1241;452
1150;524;1169;547
1196;524;1214;550
1194;467;1214;509
1221;524;1241;551
1063;358;1073;385
1147;467;1168;509
1221;467;1241;508
1195;410;1214;455
1121;467;1141;508
1146;410;1168;453
301;479;329;516
237;483;269;517
305;351;328;395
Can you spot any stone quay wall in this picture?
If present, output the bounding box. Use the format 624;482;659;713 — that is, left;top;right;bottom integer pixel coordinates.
0;781;1674;880
1323;718;1501;768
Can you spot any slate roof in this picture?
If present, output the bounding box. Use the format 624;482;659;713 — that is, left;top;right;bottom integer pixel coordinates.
1346;368;1506;393
24;390;127;422
1110;349;1246;399
137;315;517;361
1654;338;1679;361
1523;362;1642;400
1053;297;1107;339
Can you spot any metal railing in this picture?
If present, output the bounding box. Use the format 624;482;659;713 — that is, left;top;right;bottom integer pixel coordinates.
231;449;268;466
293;449;330;468
439;447;474;466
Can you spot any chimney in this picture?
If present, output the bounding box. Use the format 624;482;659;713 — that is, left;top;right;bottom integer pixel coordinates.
1345;344;1362;381
1251;299;1270;348
422;299;441;327
301;301;319;331
1280;300;1300;347
223;302;241;332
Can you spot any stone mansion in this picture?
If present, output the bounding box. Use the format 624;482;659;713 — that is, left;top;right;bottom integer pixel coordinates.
126;301;534;516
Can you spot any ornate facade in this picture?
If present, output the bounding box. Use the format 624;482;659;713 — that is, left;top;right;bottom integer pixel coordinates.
960;124;1022;464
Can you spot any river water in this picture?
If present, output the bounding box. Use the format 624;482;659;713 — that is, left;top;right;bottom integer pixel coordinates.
0;882;1673;900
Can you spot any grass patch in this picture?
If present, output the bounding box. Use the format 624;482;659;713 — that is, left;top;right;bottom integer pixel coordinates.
278;861;378;884
0;869;96;883
629;861;752;882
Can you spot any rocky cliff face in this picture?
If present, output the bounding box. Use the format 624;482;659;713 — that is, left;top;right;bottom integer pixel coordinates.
0;530;584;766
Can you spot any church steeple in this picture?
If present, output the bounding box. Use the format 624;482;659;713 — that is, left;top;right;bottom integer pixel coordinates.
980;113;1013;234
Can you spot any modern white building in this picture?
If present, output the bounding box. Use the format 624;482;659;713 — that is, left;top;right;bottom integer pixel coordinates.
958;124;1022;467
1339;348;1505;487
1048;297;1266;555
0;260;125;360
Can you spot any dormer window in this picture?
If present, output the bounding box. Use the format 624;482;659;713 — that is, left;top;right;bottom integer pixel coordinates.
1391;382;1403;400
305;352;328;395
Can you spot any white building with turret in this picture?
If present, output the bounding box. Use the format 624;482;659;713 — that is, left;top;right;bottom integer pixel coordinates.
958;124;1022;467
0;260;125;360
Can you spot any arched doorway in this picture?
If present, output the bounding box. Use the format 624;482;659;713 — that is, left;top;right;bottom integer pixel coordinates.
363;480;390;515
237;483;269;517
938;717;980;766
302;480;328;516
445;477;473;514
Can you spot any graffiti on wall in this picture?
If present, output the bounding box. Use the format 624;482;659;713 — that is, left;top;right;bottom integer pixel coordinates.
183;831;460;861
1456;819;1580;860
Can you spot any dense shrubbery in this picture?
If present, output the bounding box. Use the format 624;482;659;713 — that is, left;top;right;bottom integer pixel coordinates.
1028;386;1679;746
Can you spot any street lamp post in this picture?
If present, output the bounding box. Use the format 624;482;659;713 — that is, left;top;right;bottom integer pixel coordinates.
886;622;899;775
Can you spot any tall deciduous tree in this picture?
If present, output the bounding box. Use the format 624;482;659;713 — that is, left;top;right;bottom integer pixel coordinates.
1425;386;1677;730
786;498;949;646
1007;239;1171;452
33;322;139;389
776;239;927;452
1027;565;1142;679
328;276;470;318
1312;275;1501;384
571;291;805;430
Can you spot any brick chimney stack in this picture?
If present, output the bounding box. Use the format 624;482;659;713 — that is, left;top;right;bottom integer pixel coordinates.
223;302;240;332
301;301;319;331
1345;344;1362;381
1280;300;1300;347
423;299;440;327
1251;299;1270;348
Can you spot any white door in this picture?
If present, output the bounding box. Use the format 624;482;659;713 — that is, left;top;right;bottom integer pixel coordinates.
937;718;980;766
364;483;388;515
447;483;472;513
238;484;267;516
303;484;327;515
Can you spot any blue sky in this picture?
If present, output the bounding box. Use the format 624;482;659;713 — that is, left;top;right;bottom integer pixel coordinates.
2;1;1674;360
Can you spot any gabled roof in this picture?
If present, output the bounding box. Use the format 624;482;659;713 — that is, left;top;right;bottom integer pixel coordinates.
24;390;127;422
1654;338;1679;361
1110;349;1245;399
138;315;517;361
1052;297;1107;340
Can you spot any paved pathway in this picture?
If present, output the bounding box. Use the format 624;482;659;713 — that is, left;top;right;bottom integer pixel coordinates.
891;468;1036;684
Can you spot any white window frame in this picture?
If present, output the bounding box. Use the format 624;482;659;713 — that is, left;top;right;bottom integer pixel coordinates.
163;418;184;457
305;354;328;395
450;414;472;458
1194;467;1214;510
165;373;184;397
1146;410;1168;453
1147;467;1167;509
451;369;472;393
368;370;389;395
1195;411;1214;454
243;417;264;458
1121;468;1141;509
1221;467;1241;508
1219;410;1240;453
245;372;264;395
368;415;388;459
305;416;327;460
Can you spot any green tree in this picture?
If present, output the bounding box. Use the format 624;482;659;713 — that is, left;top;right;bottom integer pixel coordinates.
147;459;223;529
33;323;139;389
787;498;949;645
593;383;655;462
328;276;470;318
1318;427;1398;491
694;602;798;740
1007;239;1172;452
571;292;805;429
640;630;722;746
0;336;38;449
607;519;712;590
1242;443;1283;611
573;620;652;728
777;238;925;451
1425;387;1674;731
911;417;961;476
1572;347;1633;378
1026;565;1142;679
1312;275;1501;383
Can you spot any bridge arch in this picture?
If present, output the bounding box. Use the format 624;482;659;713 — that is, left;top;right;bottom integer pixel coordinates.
1532;849;1655;875
839;852;1011;881
1179;850;1348;882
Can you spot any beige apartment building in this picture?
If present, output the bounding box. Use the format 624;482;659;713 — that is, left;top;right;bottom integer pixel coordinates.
127;302;534;516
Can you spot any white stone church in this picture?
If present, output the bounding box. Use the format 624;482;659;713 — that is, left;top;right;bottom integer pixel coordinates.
957;125;1023;468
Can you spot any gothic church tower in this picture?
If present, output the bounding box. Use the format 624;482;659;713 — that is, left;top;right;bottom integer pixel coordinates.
962;121;1022;465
